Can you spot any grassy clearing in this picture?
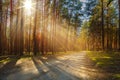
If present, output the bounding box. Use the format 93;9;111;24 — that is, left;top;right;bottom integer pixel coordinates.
87;51;120;79
87;51;120;68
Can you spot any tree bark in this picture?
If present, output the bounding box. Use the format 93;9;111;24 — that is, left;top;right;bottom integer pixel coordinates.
33;0;38;55
10;0;13;54
20;1;24;56
118;0;120;50
101;0;105;50
0;0;2;55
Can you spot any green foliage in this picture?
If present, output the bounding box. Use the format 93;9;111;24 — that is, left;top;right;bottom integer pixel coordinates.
82;0;118;50
59;0;82;27
107;0;114;6
85;0;97;16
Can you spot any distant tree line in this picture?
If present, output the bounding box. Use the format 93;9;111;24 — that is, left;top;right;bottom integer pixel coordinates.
80;0;120;51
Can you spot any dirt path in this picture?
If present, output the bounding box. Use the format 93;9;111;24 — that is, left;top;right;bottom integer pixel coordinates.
0;52;112;80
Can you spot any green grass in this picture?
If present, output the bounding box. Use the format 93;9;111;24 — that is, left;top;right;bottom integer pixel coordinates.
87;51;120;68
113;74;120;79
0;58;12;63
87;51;120;79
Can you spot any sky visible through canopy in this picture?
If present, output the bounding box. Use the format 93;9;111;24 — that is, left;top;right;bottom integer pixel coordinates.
80;0;87;2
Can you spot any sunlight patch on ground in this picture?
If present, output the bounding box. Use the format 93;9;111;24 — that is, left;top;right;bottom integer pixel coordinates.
54;53;94;79
0;58;11;65
55;60;61;63
35;59;50;73
7;58;40;80
113;74;120;79
16;58;39;72
41;57;48;60
57;56;68;60
16;57;31;65
79;73;88;78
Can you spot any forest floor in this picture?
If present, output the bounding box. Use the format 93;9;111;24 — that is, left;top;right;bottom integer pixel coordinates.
0;52;120;80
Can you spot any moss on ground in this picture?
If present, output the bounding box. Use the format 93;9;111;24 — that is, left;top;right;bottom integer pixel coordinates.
113;74;120;79
87;51;120;67
87;51;120;79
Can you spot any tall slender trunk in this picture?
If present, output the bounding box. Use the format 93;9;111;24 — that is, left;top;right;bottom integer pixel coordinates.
118;0;120;50
29;17;32;54
106;8;109;50
5;6;9;55
33;0;38;55
52;0;56;54
20;3;24;56
101;0;105;50
0;0;2;55
10;0;13;54
15;1;20;54
41;0;44;54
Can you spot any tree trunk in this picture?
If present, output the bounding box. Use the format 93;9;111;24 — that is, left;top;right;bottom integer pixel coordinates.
101;0;105;50
14;1;20;55
29;17;32;55
10;0;13;55
33;0;38;55
0;0;2;55
20;2;24;56
118;0;120;50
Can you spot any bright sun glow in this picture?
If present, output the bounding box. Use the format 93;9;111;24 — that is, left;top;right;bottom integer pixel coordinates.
24;0;32;15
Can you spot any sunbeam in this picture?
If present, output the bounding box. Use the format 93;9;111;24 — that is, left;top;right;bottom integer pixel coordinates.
23;0;33;15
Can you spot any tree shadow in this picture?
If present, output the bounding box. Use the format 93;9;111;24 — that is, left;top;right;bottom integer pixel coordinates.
32;56;82;80
0;56;21;80
34;55;112;80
